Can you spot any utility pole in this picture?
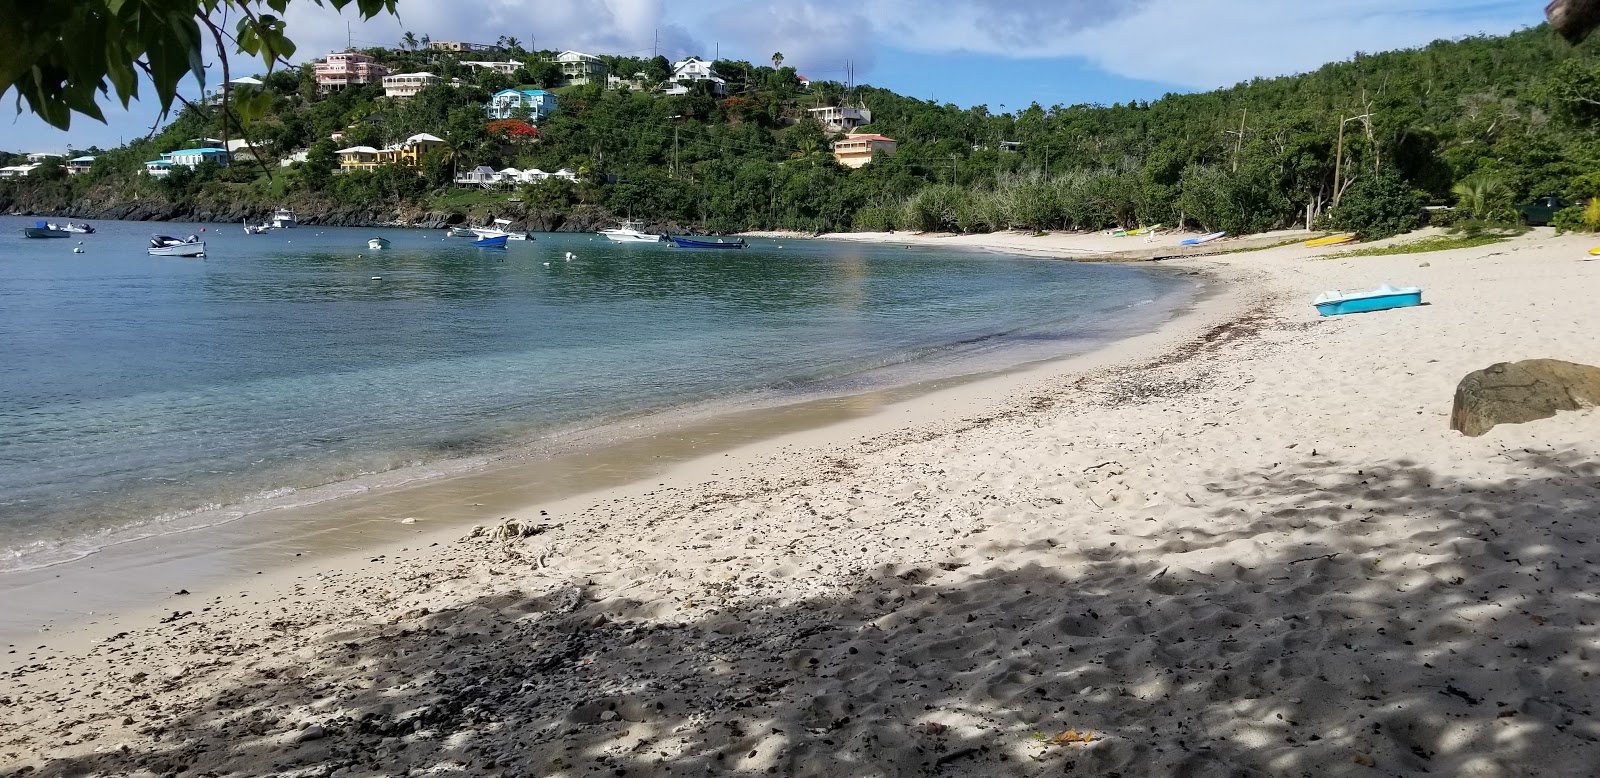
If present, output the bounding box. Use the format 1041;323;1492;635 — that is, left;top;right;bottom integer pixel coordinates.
654;29;659;59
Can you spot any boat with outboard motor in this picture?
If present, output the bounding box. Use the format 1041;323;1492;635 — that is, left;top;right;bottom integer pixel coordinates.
599;219;663;244
148;234;206;257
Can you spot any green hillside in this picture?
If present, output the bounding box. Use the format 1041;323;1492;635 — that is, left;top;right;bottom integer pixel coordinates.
5;25;1600;236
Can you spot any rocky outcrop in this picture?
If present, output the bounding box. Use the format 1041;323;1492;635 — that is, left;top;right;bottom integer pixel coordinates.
1450;359;1600;437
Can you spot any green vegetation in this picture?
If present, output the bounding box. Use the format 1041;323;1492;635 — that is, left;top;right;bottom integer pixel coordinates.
8;24;1600;235
1323;233;1510;257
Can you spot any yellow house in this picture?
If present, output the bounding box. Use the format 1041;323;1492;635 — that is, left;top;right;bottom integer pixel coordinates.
335;145;382;171
382;133;446;168
831;133;897;169
336;134;445;173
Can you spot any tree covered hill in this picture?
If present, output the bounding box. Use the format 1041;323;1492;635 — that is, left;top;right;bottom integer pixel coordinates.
5;24;1600;236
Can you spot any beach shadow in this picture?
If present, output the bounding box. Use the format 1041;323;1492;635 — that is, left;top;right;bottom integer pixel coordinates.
9;451;1600;777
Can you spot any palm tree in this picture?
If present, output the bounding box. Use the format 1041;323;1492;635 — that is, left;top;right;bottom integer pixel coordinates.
505;36;522;50
401;31;418;50
771;52;784;69
1451;173;1513;222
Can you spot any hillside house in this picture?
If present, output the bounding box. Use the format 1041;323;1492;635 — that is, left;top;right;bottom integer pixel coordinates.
0;163;43;177
485;89;557;121
430;41;502;52
315;52;389;92
383;72;440;99
463;61;522;75
664;56;725;96
336;145;382;172
809;106;872;133
66;156;96;175
831;134;896;169
555;51;603;86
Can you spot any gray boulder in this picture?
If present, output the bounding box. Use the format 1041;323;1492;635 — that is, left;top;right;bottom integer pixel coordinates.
1450;359;1600;437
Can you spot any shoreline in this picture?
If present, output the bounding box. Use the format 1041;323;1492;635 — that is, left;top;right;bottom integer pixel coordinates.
7;227;1600;776
0;252;1209;642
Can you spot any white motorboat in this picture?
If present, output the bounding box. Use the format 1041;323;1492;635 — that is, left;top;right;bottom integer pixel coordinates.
368;237;391;250
447;226;478;238
271;208;297;229
48;222;95;234
148;235;206;257
470;218;533;241
243;220;272;234
598;219;661;243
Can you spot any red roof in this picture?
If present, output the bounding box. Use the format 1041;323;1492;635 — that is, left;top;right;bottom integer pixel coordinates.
843;134;895;142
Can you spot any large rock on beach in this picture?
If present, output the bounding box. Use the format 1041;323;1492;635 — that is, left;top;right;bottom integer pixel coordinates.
1450;359;1600;436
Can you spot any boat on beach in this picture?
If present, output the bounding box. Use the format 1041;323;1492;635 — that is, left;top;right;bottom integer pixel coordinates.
271;208;297;229
1313;284;1422;316
22;220;70;238
668;235;747;249
368;237;391;250
1305;233;1356;248
148;235;206;257
599;219;663;243
1181;231;1227;246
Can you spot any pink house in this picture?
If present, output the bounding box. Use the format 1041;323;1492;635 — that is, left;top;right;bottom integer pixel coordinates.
314;52;390;92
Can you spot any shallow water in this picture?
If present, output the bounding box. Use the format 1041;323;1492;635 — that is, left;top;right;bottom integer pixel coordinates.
0;219;1193;570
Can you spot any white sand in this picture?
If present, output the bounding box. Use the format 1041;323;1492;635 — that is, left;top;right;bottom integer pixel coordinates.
5;228;1600;777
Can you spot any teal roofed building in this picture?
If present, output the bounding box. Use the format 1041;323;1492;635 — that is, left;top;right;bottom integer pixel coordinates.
143;148;229;178
486;89;556;121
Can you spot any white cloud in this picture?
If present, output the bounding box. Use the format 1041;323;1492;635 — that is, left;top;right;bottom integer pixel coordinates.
699;1;877;76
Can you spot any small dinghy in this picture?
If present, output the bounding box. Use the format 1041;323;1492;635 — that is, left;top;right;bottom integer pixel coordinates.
667;235;747;249
1313;284;1422;317
1181;231;1227;246
23;220;70;238
472;235;508;248
149;235;206;257
368;237;391;250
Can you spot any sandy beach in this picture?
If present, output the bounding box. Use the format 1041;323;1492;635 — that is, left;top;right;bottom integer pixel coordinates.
5;227;1600;777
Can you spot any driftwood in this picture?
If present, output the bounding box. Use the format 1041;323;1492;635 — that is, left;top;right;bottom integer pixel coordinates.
1549;0;1600;43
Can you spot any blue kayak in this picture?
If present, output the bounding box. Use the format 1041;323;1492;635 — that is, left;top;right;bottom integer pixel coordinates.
1313;284;1423;316
472;235;508;248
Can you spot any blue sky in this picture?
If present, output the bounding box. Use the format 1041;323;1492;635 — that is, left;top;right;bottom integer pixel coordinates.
0;0;1543;154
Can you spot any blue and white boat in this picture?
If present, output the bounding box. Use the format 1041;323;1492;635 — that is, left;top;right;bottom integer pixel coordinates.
472;235;508;248
1313;284;1422;317
1181;231;1226;246
668;235;747;249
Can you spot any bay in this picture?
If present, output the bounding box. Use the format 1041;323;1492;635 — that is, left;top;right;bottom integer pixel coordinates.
0;218;1194;570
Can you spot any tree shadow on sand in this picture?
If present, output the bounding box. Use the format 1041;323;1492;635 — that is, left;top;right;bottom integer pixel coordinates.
12;450;1600;778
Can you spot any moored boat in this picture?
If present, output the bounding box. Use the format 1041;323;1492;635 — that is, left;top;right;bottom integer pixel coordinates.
599;219;662;243
22;220;70;238
668;235;747;249
148;235;206;257
470;218;533;241
244;220;272;234
48;222;95;234
368;237;391;250
447;226;478;238
271;208;297;229
1313;284;1422;317
472;235;508;248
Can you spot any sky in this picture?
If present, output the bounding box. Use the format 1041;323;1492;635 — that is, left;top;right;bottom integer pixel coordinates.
1;0;1545;154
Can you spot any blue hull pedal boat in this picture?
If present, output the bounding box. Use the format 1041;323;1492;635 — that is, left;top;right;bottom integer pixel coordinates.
1314;284;1422;316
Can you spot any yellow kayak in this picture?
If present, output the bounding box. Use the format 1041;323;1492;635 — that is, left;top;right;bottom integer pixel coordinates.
1128;224;1163;236
1589;247;1600;256
1305;234;1356;248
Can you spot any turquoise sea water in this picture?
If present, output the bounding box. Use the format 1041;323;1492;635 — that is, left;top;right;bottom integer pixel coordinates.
0;218;1194;570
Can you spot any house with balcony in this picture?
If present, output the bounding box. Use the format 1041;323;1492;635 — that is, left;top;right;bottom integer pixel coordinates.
831;134;896;169
383;72;440;99
430;41;502;53
0;163;43;178
664;56;725;97
485;88;557;121
809;106;872;133
66;156;96;175
555;51;603;86
463;61;521;75
336;145;382;172
314;52;389;93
